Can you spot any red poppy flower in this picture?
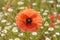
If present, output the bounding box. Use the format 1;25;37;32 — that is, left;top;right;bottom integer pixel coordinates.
58;14;60;20
16;8;42;32
49;23;55;28
48;14;56;22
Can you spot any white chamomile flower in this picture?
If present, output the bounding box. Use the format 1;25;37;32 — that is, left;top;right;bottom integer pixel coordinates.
53;34;56;37
48;1;54;4
44;23;49;26
8;8;13;12
2;7;5;10
56;4;60;7
0;14;3;18
45;10;49;12
1;33;5;37
53;12;57;15
5;25;12;30
1;20;7;22
45;31;49;34
58;0;60;2
15;38;20;40
18;33;24;37
40;26;44;29
18;7;24;10
4;27;10;30
6;22;11;25
17;1;24;5
32;32;37;35
55;32;60;35
48;27;54;31
32;3;37;6
9;38;13;40
2;29;7;33
45;37;51;40
12;27;18;32
43;12;48;15
4;12;9;16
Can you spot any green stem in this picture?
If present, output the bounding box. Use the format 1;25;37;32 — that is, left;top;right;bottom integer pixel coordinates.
37;27;48;40
25;32;30;40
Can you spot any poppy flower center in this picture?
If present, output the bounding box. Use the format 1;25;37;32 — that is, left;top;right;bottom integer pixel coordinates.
26;18;32;24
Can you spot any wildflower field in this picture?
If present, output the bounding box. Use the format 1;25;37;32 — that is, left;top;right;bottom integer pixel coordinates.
0;0;60;40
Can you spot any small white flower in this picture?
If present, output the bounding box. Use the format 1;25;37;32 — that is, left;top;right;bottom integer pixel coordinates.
18;7;24;10
48;27;54;31
45;37;51;40
5;26;12;30
55;32;60;35
1;20;7;22
18;33;24;37
53;34;56;37
6;22;11;25
45;31;49;34
4;27;10;30
12;27;18;32
48;1;54;3
4;12;9;16
8;8;13;12
32;3;37;6
2;7;5;10
58;0;60;2
57;4;60;7
32;32;37;35
44;24;49;26
15;38;20;40
45;10;49;12
9;38;13;40
44;21;49;26
0;15;3;18
2;29;7;33
17;1;24;5
40;26;44;29
53;12;57;16
43;12;48;15
0;12;3;17
1;33;5;37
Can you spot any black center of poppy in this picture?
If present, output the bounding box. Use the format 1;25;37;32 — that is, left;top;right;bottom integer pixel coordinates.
26;18;32;24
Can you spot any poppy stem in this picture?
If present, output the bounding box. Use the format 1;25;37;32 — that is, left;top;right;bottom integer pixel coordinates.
37;26;48;40
25;32;30;40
